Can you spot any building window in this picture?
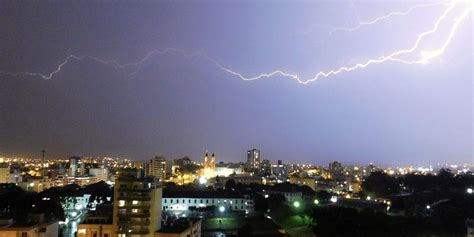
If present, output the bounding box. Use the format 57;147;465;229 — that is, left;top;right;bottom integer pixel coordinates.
164;199;167;203
132;200;138;205
132;209;138;213
200;200;203;203
21;232;27;237
118;200;125;207
170;199;173;203
194;200;197;204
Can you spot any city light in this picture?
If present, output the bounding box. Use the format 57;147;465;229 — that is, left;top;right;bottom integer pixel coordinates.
467;188;473;194
330;196;338;203
219;206;225;213
293;201;300;208
314;199;319;205
198;176;207;185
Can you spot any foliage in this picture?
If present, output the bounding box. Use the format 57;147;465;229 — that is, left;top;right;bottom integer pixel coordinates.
361;171;400;197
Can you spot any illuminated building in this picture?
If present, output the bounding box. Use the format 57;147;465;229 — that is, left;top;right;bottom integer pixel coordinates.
329;161;343;174
0;164;10;183
77;204;114;237
247;149;261;170
289;174;316;191
113;175;163;237
260;159;272;176
214;163;243;177
201;152;215;179
146;157;167;180
162;190;252;214
173;157;192;169
89;168;109;182
0;220;59;237
19;178;55;192
69;156;85;177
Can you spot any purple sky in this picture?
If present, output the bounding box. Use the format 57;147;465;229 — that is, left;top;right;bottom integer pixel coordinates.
0;1;472;166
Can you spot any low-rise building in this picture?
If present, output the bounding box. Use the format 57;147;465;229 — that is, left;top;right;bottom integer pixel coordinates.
0;220;58;237
77;204;114;237
162;190;252;214
289;175;316;191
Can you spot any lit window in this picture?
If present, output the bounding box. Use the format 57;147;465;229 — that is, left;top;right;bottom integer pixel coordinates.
118;200;125;207
132;200;138;205
132;209;138;213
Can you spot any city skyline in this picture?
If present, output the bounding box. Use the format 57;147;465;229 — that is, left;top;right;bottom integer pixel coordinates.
0;0;472;166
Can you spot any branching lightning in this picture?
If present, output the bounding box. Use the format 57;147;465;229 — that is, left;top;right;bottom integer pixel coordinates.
0;0;471;85
326;1;449;37
210;0;472;84
0;48;204;80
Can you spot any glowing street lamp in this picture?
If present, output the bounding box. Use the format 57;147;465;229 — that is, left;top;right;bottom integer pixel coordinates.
219;206;225;213
313;199;319;205
467;188;473;194
293;201;300;208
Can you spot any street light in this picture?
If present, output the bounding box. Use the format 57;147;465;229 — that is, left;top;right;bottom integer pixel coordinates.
293;201;300;208
219;206;225;213
467;188;473;194
313;199;319;205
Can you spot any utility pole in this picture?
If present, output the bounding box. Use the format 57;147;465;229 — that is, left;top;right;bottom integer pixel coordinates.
41;149;46;177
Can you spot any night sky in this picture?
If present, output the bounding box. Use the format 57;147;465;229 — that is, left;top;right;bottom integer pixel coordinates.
0;0;472;166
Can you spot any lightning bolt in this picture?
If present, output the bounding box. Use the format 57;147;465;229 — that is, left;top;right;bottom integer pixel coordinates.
0;48;204;80
0;0;471;85
325;1;450;37
210;0;472;84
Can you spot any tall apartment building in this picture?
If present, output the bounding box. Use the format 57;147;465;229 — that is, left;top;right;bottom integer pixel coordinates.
89;167;109;182
78;174;163;237
0;164;10;183
260;159;272;176
247;149;261;170
113;176;163;237
69;156;85;177
145;157;167;180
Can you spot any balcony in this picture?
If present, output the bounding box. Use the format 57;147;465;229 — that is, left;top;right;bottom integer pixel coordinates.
118;187;150;192
117;212;150;218
118;195;151;201
117;220;151;226
116;229;150;235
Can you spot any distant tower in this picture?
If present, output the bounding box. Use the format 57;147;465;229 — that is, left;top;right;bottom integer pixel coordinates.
202;151;216;178
210;153;216;169
41;149;46;177
204;152;209;168
247;149;261;170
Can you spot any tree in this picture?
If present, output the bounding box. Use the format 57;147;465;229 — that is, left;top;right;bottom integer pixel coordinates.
253;194;269;213
267;193;286;211
362;171;400;197
315;190;332;203
225;179;237;190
